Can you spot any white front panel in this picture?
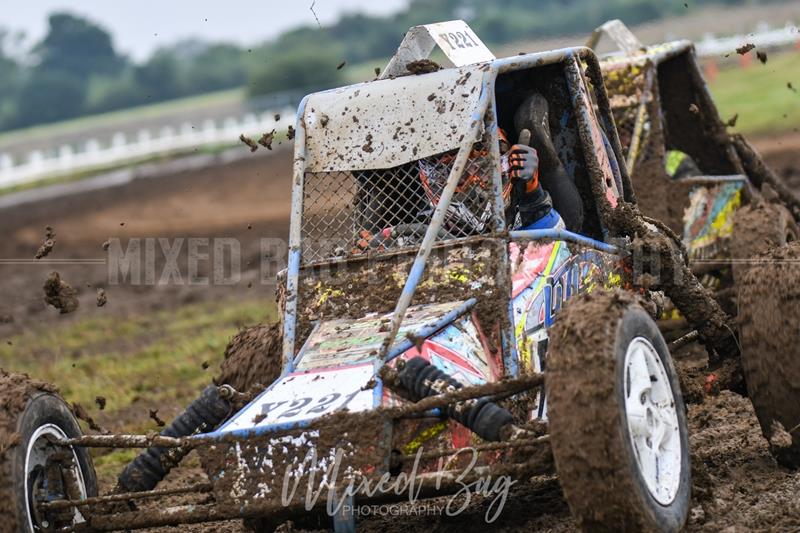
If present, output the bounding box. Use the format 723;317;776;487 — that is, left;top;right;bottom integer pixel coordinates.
303;63;485;172
222;364;375;433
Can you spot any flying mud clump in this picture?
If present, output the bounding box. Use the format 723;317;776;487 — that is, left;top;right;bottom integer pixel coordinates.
96;288;107;307
43;272;79;314
258;129;276;150
239;134;258;152
215;322;282;394
406;59;441;74
34;225;56;260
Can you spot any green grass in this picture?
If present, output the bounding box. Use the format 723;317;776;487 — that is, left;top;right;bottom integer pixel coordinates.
0;297;276;479
0;298;275;419
709;50;800;135
0;88;244;146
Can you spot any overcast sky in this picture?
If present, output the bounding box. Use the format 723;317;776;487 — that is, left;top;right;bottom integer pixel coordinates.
7;0;410;60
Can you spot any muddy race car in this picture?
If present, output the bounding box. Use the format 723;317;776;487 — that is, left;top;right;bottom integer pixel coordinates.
2;20;798;533
588;20;800;309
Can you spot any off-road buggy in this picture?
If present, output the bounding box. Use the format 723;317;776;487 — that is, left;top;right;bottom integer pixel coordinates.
1;20;797;533
588;20;800;466
588;20;800;307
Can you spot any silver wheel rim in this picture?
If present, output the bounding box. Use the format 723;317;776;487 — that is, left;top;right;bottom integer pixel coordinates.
623;337;682;505
24;424;88;530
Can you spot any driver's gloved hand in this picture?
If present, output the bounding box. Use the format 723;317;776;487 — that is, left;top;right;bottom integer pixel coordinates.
508;144;540;192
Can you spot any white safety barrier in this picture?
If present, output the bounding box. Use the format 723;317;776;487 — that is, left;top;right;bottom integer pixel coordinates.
695;22;798;57
0;106;296;189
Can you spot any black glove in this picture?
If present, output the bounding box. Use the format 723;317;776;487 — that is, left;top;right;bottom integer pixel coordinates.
508;144;539;191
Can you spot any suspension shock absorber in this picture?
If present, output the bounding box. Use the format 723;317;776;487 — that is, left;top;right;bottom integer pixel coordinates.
397;357;514;442
117;385;231;492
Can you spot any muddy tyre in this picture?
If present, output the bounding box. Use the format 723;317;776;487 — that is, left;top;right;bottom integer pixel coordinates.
738;241;800;468
546;290;690;532
0;371;97;532
217;322;283;394
731;201;797;283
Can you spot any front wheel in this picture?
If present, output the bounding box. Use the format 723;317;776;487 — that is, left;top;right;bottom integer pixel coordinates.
0;370;98;532
546;290;691;532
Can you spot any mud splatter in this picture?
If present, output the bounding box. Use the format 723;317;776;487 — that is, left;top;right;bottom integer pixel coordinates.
406;59;441;75
149;409;166;427
239;134;258;152
72;402;107;433
95;396;107;410
96;288;107;307
215;322;282;394
404;331;425;352
34;225;56;259
336;60;346;70
735;43;755;55
756;50;768;64
258;130;276;150
287;125;296;140
362;133;374;153
43;272;79;314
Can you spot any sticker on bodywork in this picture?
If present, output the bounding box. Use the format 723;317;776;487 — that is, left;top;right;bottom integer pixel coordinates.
219;363;375;433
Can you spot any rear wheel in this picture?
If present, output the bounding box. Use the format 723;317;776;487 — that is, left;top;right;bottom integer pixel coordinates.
731;201;797;284
546;290;690;532
738;240;800;468
0;370;97;532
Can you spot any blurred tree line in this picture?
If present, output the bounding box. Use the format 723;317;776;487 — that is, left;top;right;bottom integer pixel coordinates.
0;0;787;131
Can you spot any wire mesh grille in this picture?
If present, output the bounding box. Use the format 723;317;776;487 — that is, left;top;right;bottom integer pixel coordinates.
301;147;497;263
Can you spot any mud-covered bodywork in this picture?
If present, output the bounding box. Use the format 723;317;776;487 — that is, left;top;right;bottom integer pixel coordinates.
195;30;635;514
683;180;744;262
590;21;777;292
201;236;627;515
27;22;657;532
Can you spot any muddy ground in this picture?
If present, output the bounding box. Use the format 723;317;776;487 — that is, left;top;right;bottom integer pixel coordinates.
0;135;799;531
0;146;293;337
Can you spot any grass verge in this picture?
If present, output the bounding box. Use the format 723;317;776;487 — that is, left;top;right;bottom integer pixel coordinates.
709;49;800;136
0;297;276;480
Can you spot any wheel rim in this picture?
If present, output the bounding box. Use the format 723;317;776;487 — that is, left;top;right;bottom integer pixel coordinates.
623;337;682;505
24;424;88;530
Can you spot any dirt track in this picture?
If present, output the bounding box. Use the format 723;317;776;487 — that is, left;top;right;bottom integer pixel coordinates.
1;135;799;531
0;146;293;336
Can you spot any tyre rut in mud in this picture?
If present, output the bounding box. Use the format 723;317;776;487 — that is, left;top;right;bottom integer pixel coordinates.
738;240;800;468
546;290;690;532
